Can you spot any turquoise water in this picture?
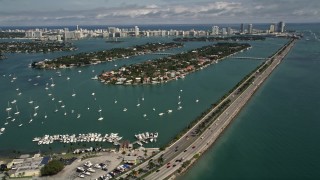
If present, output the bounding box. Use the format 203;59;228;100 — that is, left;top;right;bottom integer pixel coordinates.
0;36;286;157
182;25;320;179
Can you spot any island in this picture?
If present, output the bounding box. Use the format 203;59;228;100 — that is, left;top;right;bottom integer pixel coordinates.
173;35;266;42
31;42;183;69
99;42;251;85
0;41;76;54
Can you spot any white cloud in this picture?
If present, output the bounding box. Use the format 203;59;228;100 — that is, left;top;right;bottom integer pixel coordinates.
0;0;319;25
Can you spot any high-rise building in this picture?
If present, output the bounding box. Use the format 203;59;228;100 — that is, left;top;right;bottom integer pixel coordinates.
240;23;245;33
222;28;227;35
277;21;285;33
248;24;253;34
269;24;276;33
212;26;219;35
227;27;233;35
134;26;139;36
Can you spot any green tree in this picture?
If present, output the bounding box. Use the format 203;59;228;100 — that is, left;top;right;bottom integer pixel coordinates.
40;160;64;176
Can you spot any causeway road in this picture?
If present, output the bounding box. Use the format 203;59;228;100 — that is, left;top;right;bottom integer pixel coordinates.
144;39;297;180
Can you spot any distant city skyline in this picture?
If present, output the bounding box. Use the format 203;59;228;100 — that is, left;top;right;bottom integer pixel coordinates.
0;0;319;26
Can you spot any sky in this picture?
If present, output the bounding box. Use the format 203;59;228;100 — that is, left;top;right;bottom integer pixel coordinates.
0;0;319;26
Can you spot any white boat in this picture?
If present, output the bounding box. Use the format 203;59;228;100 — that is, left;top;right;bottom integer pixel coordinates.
54;108;58;113
196;99;199;103
77;114;81;119
91;92;95;96
0;128;5;132
67;77;70;80
33;111;38;117
50;78;55;87
168;109;173;113
98;112;103;121
91;75;98;80
11;99;17;104
177;106;183;110
153;108;156;111
143;114;147;117
114;99;117;104
44;112;47;119
159;113;164;116
98;106;102;112
18;123;23;127
29;118;33;123
72;89;76;97
14;105;20;115
28;98;34;104
71;109;74;113
123;108;127;112
6;102;12;111
78;70;82;73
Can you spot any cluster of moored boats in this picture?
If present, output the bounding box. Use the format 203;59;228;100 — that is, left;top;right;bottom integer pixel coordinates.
135;132;158;145
32;133;122;145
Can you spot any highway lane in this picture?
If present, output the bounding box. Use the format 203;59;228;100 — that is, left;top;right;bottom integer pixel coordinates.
145;39;296;180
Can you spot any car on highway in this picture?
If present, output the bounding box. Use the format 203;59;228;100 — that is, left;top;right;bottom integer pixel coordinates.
192;146;196;149
183;149;187;152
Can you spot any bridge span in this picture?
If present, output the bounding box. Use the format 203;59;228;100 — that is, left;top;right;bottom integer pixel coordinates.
232;56;268;60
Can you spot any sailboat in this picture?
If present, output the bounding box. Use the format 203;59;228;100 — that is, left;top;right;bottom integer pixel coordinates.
44;112;47;119
34;102;39;110
29;115;33;123
77;114;81;119
98;112;103;121
28;98;34;104
98;106;102;112
6;101;12;111
114;99;118;104
136;99;140;107
72;89;76;97
18;117;23;127
50;77;55;87
14;105;20;115
54;105;59;113
33;108;38;117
